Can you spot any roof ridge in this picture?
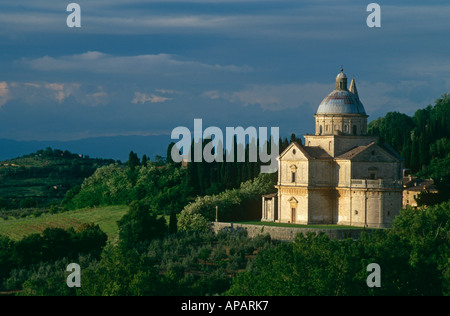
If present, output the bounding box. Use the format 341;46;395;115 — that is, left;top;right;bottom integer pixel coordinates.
335;142;375;159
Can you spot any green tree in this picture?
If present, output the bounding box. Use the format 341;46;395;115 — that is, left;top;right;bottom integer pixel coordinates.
0;236;14;281
20;198;37;209
69;164;132;208
127;151;140;185
0;198;8;210
41;227;73;262
117;201;167;250
79;245;163;296
127;151;140;169
12;234;44;268
73;223;108;259
141;154;149;167
227;202;449;296
367;95;450;173
390;202;449;295
169;210;178;235
177;173;277;231
166;142;176;164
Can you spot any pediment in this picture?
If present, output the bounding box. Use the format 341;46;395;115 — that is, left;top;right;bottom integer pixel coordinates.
279;142;310;161
288;196;298;203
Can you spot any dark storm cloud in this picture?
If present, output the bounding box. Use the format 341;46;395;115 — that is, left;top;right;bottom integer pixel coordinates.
0;0;449;141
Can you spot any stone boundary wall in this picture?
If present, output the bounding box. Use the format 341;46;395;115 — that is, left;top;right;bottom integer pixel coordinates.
211;222;374;241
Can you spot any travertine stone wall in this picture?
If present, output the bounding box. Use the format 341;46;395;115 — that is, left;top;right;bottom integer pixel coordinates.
211;222;374;241
336;188;402;228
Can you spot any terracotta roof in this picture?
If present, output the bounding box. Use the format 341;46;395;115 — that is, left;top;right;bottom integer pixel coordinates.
403;177;436;191
335;142;375;159
379;143;404;161
303;146;331;159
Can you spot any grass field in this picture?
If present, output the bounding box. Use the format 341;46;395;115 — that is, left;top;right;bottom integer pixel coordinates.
0;205;129;241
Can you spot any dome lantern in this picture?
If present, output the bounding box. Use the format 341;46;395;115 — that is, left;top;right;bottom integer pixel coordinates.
335;68;348;91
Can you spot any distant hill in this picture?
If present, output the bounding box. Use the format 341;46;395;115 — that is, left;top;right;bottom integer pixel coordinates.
0;135;172;162
0;148;116;210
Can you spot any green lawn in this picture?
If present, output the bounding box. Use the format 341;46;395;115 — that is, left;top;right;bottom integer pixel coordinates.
235;221;367;230
0;205;129;241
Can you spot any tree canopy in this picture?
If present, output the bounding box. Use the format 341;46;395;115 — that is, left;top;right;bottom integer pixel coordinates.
368;94;450;173
227;201;449;296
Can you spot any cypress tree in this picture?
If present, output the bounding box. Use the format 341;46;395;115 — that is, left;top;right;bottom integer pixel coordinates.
186;139;200;196
128;151;140;169
166;142;176;164
141;154;149;167
169;210;178;234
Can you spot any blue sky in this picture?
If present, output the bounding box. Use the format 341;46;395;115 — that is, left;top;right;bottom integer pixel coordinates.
0;0;449;141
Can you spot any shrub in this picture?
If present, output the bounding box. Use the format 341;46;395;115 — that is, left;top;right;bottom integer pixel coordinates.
177;173;276;232
117;201;167;251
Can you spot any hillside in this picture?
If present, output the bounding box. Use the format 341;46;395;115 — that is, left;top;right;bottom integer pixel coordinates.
0;148;115;211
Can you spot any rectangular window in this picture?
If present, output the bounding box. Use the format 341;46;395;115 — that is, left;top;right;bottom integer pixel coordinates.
292;172;296;182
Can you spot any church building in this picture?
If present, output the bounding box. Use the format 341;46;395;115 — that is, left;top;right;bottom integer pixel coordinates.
262;69;404;228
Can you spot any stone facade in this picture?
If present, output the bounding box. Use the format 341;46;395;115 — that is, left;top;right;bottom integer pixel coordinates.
262;70;404;228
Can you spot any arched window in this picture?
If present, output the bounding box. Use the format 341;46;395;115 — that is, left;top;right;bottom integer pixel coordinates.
319;125;323;135
352;125;357;136
290;165;297;183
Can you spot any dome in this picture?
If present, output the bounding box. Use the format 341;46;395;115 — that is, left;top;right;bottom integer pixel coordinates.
316;90;366;115
316;69;366;115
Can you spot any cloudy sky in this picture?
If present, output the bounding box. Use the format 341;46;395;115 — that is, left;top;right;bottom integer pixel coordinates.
0;0;449;141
